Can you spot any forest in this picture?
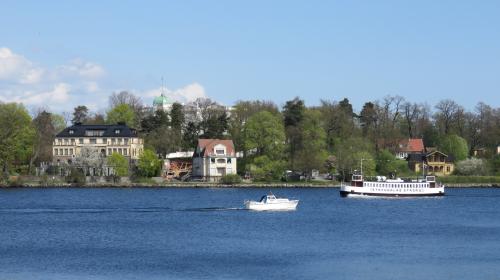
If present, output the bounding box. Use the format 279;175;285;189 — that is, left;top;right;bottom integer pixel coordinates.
1;91;500;181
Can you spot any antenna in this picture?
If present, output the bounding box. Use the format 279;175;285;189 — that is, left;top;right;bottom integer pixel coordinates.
161;76;165;96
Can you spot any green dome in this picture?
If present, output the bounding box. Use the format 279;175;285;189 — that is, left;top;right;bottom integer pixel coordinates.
153;94;171;106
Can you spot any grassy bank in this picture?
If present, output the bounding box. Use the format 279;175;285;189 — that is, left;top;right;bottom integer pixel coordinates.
1;176;340;188
439;176;500;186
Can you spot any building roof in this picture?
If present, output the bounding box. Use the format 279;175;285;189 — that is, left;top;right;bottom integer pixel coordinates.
407;150;454;163
194;139;235;157
397;138;425;153
153;93;171;106
56;123;138;138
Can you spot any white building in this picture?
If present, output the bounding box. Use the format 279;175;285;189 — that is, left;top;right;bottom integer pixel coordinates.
52;123;144;163
192;139;237;181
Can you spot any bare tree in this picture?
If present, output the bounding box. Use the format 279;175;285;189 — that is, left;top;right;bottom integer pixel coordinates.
434;99;462;134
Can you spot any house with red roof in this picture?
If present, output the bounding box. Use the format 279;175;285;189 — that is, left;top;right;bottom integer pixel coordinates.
192;139;237;181
395;138;425;160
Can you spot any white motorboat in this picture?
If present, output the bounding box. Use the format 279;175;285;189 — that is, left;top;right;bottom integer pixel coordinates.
244;192;299;211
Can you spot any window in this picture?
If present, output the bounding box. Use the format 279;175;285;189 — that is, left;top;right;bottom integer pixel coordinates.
227;158;232;163
55;149;58;156
69;129;74;135
89;138;97;144
118;148;122;155
79;138;84;144
211;158;216;163
64;139;69;145
57;139;62;145
112;138;116;144
102;138;107;144
69;148;73;155
71;139;75;145
124;149;128;156
216;149;225;155
108;148;112;155
115;129;120;134
124;138;129;145
64;149;68;155
85;130;105;137
217;158;226;164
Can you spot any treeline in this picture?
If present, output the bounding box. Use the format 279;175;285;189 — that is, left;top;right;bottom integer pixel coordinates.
1;92;500;180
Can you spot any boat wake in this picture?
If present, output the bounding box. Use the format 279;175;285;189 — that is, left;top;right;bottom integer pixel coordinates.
180;207;245;212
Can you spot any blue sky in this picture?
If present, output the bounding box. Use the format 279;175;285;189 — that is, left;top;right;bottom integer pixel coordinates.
1;0;499;113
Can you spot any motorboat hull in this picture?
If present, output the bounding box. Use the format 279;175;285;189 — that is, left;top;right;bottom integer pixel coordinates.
244;200;299;211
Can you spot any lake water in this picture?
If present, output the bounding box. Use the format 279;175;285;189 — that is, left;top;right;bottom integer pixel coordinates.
0;187;499;280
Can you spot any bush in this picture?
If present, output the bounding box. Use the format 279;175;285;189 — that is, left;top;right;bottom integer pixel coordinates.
220;174;242;184
65;167;85;184
455;158;488;176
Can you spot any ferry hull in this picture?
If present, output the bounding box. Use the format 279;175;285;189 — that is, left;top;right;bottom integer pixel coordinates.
340;190;445;197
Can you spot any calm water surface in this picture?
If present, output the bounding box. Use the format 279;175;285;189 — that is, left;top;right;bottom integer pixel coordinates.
0;187;499;280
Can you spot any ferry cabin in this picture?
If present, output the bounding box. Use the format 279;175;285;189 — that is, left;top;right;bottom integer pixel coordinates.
341;175;444;197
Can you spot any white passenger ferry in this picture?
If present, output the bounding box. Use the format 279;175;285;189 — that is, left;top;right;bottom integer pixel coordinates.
340;174;445;197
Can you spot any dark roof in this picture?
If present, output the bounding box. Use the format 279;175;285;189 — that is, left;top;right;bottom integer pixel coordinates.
407;153;426;162
56;123;138;138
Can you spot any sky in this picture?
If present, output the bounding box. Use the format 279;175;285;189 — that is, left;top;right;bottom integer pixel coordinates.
1;0;499;113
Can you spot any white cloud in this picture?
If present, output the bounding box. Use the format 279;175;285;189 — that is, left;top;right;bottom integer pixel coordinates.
143;82;208;104
0;47;44;84
57;58;106;79
0;47;107;111
0;47;210;112
85;81;100;93
0;83;71;106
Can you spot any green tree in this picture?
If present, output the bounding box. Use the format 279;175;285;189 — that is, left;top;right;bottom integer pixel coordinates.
333;137;375;179
137;149;162;177
283;97;306;170
229;100;280;155
107;153;129;177
107;104;136;127
376;149;410;177
0;103;36;176
438;134;468;162
294;110;328;177
243;111;286;160
247;155;286;182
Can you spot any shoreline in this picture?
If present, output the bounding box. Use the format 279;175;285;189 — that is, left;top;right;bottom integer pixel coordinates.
1;182;500;188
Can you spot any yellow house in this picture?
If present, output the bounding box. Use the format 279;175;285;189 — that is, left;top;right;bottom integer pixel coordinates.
408;151;454;176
